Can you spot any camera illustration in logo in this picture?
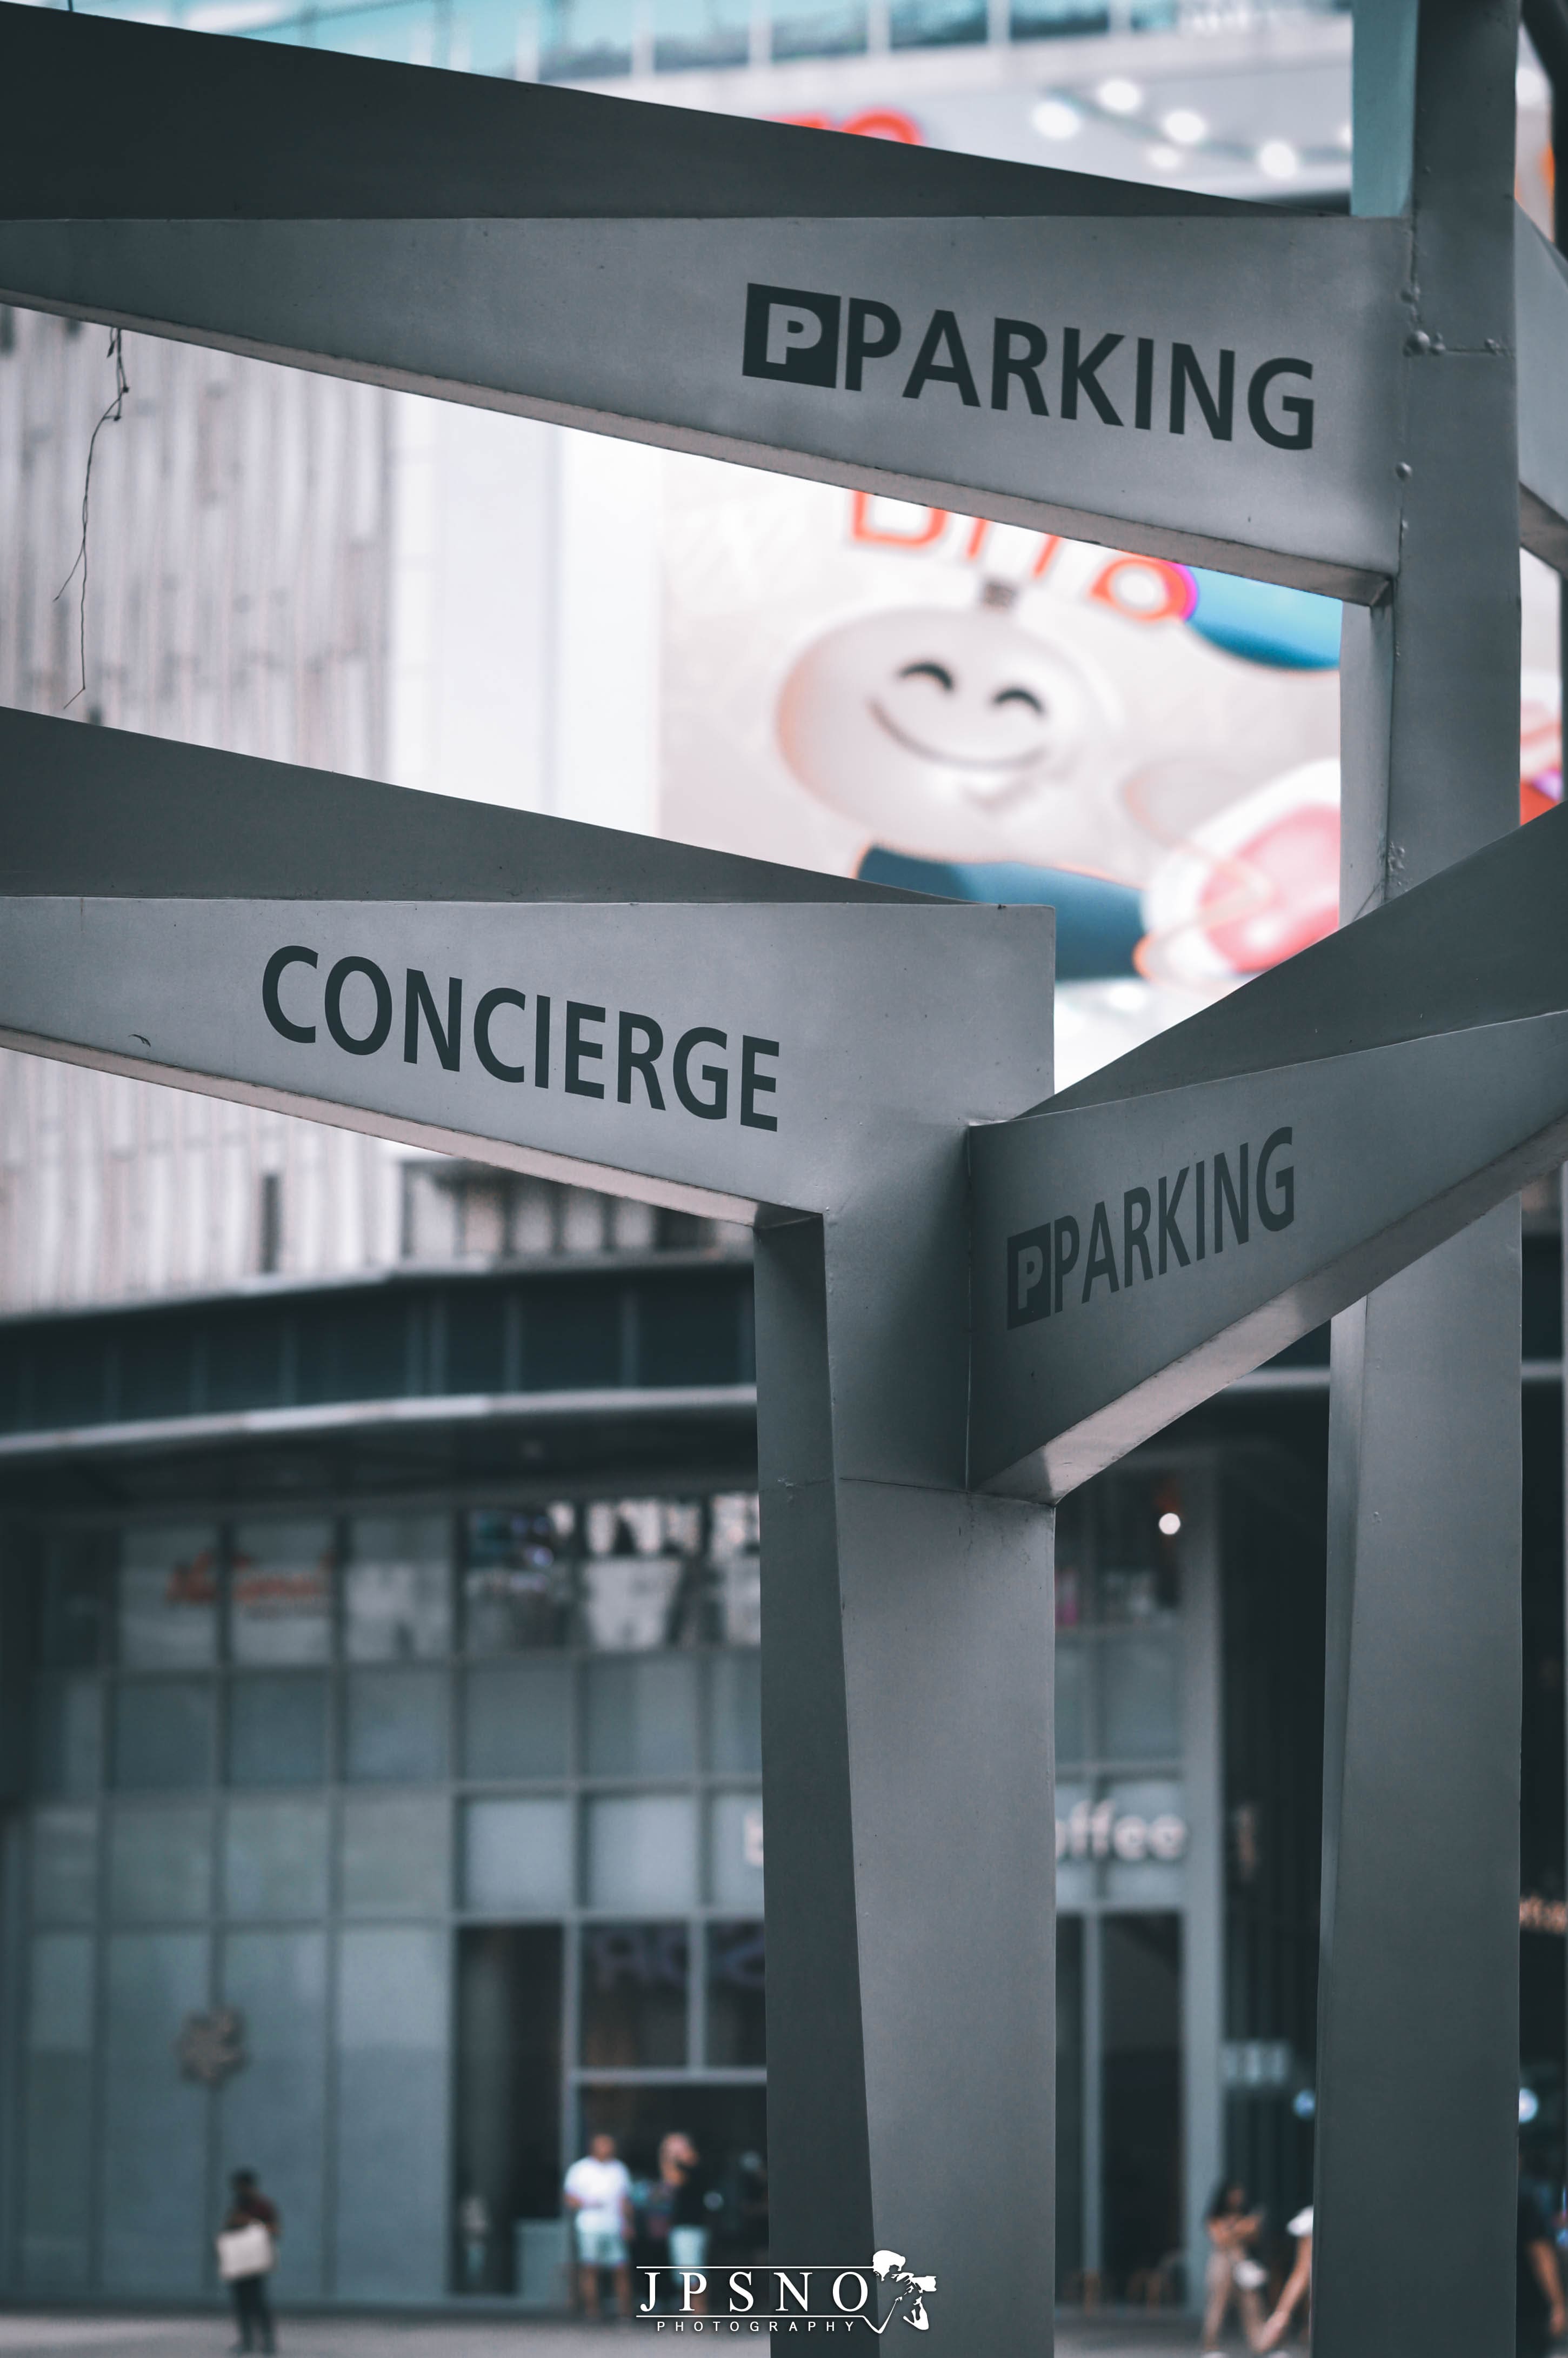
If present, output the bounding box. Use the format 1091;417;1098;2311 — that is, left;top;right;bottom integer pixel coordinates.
743;283;842;386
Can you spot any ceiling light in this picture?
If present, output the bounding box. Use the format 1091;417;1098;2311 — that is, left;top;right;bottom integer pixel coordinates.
1336;121;1352;150
1147;143;1183;172
1257;139;1300;181
1031;97;1082;142
1518;63;1549;108
1097;77;1142;116
1162;108;1206;145
1158;1511;1182;1537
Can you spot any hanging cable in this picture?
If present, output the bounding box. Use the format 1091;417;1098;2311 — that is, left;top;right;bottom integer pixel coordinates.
54;325;129;712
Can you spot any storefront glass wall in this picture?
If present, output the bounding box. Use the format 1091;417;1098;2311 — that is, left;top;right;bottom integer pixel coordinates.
10;1490;764;2303
1054;1462;1221;2309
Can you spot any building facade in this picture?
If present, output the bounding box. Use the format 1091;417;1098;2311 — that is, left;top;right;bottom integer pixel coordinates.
1;0;1562;2316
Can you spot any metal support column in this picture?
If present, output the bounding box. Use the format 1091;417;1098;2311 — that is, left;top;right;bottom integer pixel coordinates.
1315;8;1524;2354
756;1203;1057;2346
1520;0;1568;2172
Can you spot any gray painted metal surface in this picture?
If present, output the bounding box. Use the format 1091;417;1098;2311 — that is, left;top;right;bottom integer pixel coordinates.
1517;209;1568;570
0;706;910;906
1316;11;1523;2358
0;0;1558;2340
0;892;1050;1238
968;800;1568;1496
973;1007;1568;1499
0;211;1404;598
0;715;1059;2342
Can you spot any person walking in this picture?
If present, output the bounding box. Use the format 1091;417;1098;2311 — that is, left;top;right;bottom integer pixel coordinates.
216;2169;279;2355
564;2130;634;2321
663;2134;710;2315
1518;2160;1566;2358
1201;2180;1266;2356
1258;2207;1311;2351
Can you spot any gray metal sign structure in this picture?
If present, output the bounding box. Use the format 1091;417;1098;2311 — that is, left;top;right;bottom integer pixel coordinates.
0;1;1551;2350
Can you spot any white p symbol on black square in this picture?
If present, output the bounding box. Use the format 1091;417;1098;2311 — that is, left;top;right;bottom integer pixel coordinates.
1007;1223;1052;1330
743;283;842;388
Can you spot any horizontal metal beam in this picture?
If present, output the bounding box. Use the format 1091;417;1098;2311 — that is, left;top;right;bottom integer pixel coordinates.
0;1381;758;1464
0;217;1403;600
970;801;1568;1496
1518;209;1568;572
0;1;1259;226
0;8;1402;598
0;705;909;906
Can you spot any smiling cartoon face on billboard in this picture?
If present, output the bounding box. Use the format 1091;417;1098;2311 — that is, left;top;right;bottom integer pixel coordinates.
657;463;1561;1078
776;590;1125;872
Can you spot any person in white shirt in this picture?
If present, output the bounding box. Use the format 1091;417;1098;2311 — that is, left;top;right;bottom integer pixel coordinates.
564;2133;635;2320
1258;2206;1312;2351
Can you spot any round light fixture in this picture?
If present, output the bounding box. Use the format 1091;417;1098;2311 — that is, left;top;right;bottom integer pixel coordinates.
1031;97;1082;142
1163;109;1206;146
1158;1511;1182;1538
1520;2087;1541;2125
1147;143;1183;172
1257;139;1300;181
1097;77;1142;117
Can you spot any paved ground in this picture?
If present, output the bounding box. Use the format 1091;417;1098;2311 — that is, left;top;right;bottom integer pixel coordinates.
0;2313;1209;2357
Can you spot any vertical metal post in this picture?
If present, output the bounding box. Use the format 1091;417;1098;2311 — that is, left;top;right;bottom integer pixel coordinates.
755;1188;1057;2347
1316;9;1523;2356
1520;1;1568;2168
1180;1463;1224;2312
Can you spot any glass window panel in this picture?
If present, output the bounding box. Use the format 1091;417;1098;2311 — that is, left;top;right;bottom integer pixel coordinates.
580;1556;686;1650
219;1931;328;2296
584;1793;697;1912
102;1931;209;2292
462;1658;571;1782
651;0;748;69
1097;1477;1182;1621
333;1928;448;2298
540;0;633;77
223;1798;329;1919
1103;1779;1189;1907
584;1655;697;1778
463;1508;574;1653
582;1497;704;1648
38;1534;111;1667
579;1921;688;2067
1055;1780;1093;1910
345;1515;451;1661
770;0;865;55
231;1519;334;1666
708;1493;760;1644
708;1792;764;1910
112;1679;214;1791
706;1920;765;2068
118;1526;217;1668
228;1674;328;1788
1098;1635;1180;1761
340;1792;449;1915
462;1796;573;1913
31;1806;97;1923
29;1931;94;2053
344;1667;447;1783
1055;1640;1086;1765
706;1651;760;1773
888;0;984;41
108;1805;212;1921
22;1933;95;2289
30;1676;102;1797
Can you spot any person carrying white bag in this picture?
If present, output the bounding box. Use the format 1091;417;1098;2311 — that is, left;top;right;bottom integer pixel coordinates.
217;2168;280;2354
